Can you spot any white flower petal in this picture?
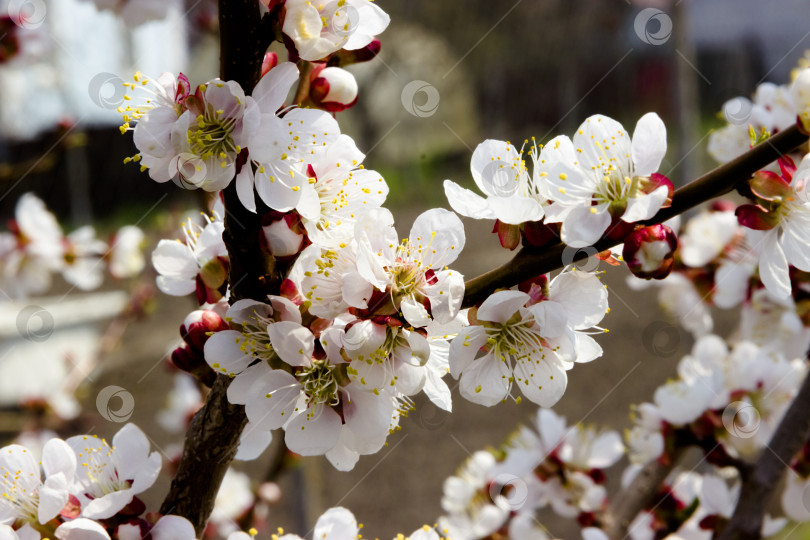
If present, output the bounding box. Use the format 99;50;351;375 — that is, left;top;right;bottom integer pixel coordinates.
401;295;431;328
149;516;197;540
759;231;792;299
458;354;511;406
235;165;256;213
587;431;624;469
513;353;568;408
477;290;529;324
267;321;314;367
235;423;273;461
560;205;611;246
284;407;341;456
252;62;299;115
152;240;197;279
424;270;465;325
622;185;669;223
408;208;466;269
448;327;488;378
313;507;358;539
204;330;254;377
488;196;545;225
549;271;609;329
631;112;667;177
443;180;496;220
245;370;303;431
54;518;111;540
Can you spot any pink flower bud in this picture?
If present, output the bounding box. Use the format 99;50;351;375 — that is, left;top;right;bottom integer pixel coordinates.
261;52;279;78
623;224;678;280
170;345;216;386
310;66;358;112
180;309;229;352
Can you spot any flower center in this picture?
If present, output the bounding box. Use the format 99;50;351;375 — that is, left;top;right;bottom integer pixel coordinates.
76;439;131;498
238;314;277;363
391;260;424;298
187;109;239;165
0;464;39;524
296;359;340;407
484;315;546;365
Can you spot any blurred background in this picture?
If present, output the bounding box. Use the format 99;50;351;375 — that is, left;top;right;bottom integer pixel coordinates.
1;0;810;537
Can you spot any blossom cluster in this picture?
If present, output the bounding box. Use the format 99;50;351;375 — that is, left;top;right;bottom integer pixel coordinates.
709;63;810;166
117;2;810;536
0;193;144;298
633;165;810;337
622;470;786;540
626;333;807;467
444;112;673;249
126;1;618;470
227;506;442;540
436;409;623;539
8;2;810;540
0;423;197;540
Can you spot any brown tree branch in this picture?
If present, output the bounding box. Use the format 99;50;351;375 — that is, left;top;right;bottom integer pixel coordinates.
462;124;809;308
157;3;810;531
602;449;685;540
718;367;810;540
159;0;274;533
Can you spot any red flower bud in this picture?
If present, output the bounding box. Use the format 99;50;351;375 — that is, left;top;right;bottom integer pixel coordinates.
180;310;229;352
308;65;358;112
623;224;678;280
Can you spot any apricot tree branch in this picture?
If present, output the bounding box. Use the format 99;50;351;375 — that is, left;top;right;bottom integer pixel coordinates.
601;448;685;540
462;124;809;308
159;0;275;533
718;366;810;540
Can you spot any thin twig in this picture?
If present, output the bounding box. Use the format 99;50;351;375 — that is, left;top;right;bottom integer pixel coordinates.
718;367;810;540
293;61;313;105
602;449;685;540
462;125;809;308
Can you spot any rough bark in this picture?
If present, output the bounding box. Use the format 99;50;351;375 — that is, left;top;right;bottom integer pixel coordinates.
159;0;272;533
157;4;810;532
